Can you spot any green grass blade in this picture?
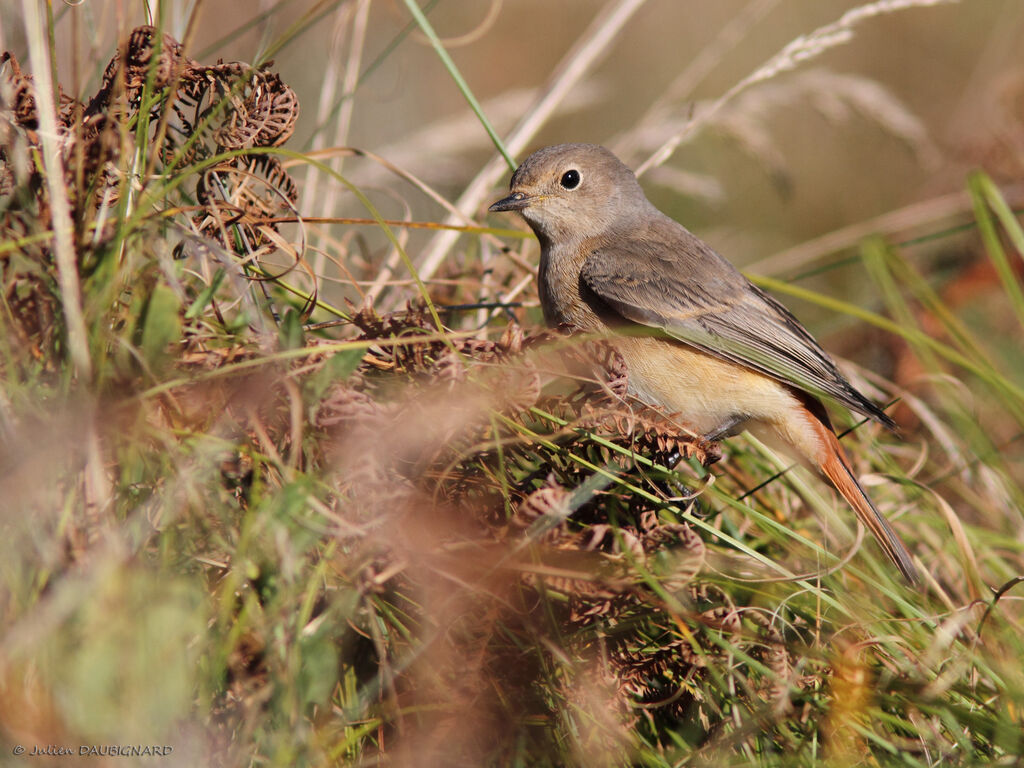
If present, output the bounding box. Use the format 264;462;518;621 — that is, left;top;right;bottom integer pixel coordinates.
400;0;514;169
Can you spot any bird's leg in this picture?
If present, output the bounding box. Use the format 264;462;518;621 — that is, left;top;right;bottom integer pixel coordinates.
702;414;749;443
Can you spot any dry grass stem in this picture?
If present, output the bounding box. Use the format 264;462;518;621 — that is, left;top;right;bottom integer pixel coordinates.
635;0;960;176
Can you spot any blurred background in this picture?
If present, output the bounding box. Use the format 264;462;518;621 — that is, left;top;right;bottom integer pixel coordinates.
2;0;1021;267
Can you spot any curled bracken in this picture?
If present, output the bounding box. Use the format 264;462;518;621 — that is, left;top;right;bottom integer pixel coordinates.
0;27;302;363
277;301;740;736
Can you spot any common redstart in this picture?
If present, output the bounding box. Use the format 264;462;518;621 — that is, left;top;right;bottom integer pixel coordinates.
489;143;917;583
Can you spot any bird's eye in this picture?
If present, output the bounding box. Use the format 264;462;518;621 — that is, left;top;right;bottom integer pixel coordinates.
560;169;581;190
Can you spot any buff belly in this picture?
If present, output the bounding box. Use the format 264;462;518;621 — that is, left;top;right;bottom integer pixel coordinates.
613;335;826;467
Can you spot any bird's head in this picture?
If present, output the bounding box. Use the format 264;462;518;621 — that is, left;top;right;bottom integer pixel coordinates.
488;143;651;243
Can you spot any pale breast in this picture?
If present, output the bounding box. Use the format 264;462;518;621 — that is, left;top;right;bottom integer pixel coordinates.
614;335;802;437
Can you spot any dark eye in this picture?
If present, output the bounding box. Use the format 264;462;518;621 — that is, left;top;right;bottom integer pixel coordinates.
560;169;581;189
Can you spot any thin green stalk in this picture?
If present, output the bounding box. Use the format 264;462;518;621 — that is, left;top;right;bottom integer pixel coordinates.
400;0;513;168
869;237;993;370
250;265;350;321
969;172;1024;329
861;238;1024;508
749;273;1024;409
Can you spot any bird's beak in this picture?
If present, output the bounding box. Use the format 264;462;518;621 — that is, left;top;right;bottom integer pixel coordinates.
488;191;531;212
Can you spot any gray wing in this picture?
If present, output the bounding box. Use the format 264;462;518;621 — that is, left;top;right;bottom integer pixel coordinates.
580;226;896;429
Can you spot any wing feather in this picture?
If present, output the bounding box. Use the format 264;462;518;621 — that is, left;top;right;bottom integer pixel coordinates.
580;222;895;429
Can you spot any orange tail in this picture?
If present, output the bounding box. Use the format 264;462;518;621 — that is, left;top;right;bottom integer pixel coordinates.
816;427;918;583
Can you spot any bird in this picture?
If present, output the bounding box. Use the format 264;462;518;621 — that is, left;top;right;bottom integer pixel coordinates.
489;142;917;583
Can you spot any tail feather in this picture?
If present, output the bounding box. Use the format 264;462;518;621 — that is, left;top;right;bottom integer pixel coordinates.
817;428;918;583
